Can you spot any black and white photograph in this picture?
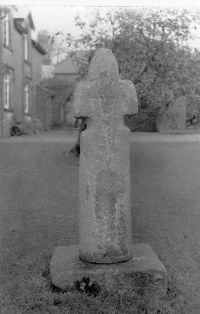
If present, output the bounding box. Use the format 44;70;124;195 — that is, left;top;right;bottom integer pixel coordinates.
1;0;200;312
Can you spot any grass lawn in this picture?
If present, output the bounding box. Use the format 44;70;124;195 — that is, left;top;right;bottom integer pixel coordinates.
1;136;200;313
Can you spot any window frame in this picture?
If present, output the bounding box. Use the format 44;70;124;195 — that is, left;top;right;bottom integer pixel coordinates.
3;72;11;110
24;81;31;114
3;13;10;48
24;33;29;62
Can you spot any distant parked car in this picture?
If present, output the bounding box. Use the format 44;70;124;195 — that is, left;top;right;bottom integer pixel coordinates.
10;122;23;136
186;111;199;127
10;119;43;136
69;118;87;157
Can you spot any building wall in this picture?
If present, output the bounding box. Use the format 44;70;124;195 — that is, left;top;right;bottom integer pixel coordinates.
0;9;26;136
12;24;23;122
34;85;53;130
32;46;44;119
0;7;44;137
32;46;43;83
44;86;73;127
1;9;22;135
23;30;33;122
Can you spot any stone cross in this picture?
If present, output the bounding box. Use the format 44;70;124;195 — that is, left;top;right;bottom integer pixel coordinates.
73;48;138;264
50;49;167;297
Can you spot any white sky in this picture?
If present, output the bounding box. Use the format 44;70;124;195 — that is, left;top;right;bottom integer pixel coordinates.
30;6;87;36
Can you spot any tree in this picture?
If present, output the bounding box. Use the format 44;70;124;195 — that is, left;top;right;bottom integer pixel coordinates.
64;8;200;123
36;30;69;64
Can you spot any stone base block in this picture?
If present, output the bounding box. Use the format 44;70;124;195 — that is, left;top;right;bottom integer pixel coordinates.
50;244;167;297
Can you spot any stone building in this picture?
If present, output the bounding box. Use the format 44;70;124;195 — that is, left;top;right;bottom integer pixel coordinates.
53;56;80;83
0;6;46;137
41;55;81;129
42;77;75;128
34;84;55;131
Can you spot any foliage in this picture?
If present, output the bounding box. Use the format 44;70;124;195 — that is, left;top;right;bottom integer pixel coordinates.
63;8;200;120
37;30;70;64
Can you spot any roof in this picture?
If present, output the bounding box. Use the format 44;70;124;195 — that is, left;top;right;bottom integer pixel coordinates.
13;7;35;30
54;56;79;75
32;39;46;55
27;12;35;30
14;22;45;55
61;85;75;104
14;19;28;34
36;84;55;96
42;77;67;86
42;80;75;105
42;79;75;93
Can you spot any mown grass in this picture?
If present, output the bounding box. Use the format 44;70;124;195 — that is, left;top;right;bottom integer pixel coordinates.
0;140;194;313
0;253;185;314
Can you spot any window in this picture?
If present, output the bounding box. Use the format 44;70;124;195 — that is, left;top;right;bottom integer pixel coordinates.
24;82;31;114
3;73;11;109
3;13;10;47
24;34;29;61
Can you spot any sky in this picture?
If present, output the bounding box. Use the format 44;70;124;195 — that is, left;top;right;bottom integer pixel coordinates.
1;0;200;45
28;2;200;35
30;6;88;36
28;2;200;49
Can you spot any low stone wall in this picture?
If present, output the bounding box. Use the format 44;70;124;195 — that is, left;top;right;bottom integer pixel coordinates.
0;111;14;138
124;113;157;132
157;96;187;133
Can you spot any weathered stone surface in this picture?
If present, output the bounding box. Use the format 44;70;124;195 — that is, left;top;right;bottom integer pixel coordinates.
0;111;14;138
50;244;167;297
50;49;167;298
73;48;138;263
157;96;187;132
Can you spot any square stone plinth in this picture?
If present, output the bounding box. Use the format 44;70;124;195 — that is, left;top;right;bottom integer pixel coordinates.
50;244;167;297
